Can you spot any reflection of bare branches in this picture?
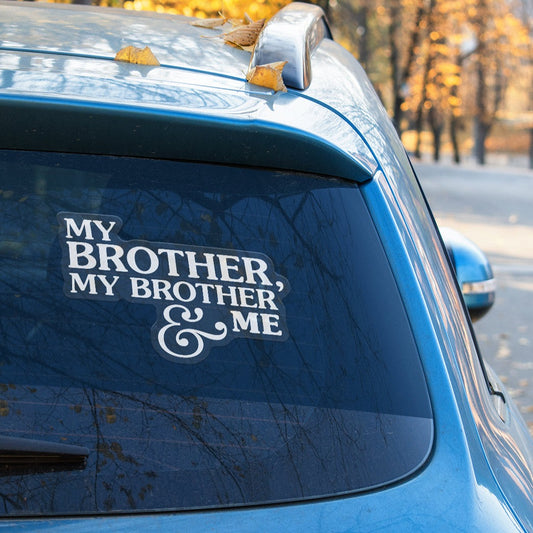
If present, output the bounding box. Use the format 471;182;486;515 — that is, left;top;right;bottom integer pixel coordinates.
0;154;429;515
0;489;23;513
107;388;248;502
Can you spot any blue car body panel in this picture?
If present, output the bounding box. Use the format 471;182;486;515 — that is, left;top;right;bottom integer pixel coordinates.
0;2;377;178
1;1;532;530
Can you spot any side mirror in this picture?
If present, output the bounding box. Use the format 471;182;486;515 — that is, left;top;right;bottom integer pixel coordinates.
440;227;496;322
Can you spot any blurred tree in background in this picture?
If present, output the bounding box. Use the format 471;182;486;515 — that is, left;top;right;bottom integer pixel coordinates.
327;0;531;166
98;0;289;21
53;0;532;166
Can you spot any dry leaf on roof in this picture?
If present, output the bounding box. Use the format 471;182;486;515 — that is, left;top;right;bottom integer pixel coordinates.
246;61;288;92
227;13;255;27
114;45;160;66
227;17;244;26
190;17;227;29
222;18;265;48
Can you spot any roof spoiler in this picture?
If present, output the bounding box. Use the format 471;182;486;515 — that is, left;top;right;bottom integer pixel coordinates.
250;2;332;90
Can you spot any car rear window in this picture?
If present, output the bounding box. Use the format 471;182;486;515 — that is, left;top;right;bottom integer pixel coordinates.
0;150;432;516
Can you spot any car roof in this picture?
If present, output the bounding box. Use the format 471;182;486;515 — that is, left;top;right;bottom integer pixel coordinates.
1;1;248;78
0;1;394;181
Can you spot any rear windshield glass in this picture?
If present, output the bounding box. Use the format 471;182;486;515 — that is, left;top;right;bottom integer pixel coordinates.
0;151;432;516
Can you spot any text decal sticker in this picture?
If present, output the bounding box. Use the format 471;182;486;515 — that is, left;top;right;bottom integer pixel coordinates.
57;212;290;363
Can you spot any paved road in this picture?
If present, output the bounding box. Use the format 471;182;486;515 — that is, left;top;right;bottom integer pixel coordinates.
415;162;533;434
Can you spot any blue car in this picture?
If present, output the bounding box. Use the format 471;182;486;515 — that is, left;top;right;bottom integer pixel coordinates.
0;1;532;530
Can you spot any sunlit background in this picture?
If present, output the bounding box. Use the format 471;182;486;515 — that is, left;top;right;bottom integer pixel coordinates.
34;0;533;169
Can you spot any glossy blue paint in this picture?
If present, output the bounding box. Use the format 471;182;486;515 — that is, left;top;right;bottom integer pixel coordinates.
0;1;377;179
362;168;533;531
1;1;533;530
440;226;496;318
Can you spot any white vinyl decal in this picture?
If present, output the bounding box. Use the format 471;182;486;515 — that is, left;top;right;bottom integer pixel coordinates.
57;212;290;363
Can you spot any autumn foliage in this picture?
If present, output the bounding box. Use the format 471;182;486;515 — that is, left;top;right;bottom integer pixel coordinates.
119;0;288;22
328;0;531;164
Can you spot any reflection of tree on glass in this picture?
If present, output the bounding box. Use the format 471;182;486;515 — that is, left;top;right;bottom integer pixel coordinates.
0;151;431;515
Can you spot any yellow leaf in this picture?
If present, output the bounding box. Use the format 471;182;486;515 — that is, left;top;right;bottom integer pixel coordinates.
190;17;227;29
114;45;160;66
246;61;288;92
239;45;256;53
223;18;265;48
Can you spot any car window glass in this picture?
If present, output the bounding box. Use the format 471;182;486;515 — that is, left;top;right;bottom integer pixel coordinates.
0;151;432;516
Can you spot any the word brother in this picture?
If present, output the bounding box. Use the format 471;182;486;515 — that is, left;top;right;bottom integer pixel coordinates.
58;213;290;361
